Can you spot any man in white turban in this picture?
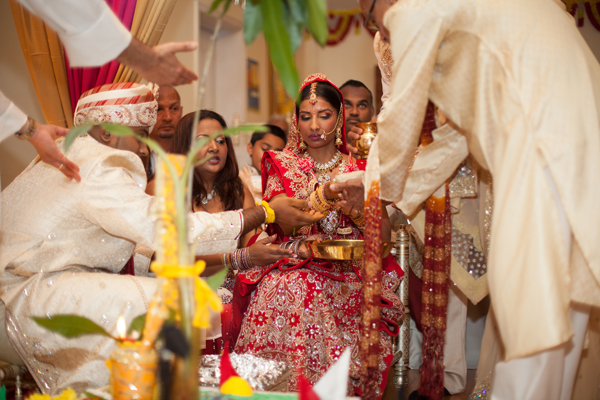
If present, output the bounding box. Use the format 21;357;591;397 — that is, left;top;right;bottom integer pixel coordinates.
0;82;318;394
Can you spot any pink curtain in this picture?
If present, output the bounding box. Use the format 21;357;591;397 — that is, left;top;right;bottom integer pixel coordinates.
65;0;137;114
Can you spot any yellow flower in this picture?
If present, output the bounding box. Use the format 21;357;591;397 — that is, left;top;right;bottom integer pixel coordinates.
26;388;76;400
151;261;223;329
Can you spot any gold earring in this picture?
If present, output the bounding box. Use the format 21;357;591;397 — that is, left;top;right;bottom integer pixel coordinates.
299;140;307;150
335;127;343;146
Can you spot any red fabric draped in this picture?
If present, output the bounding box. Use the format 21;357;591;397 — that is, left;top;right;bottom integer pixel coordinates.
65;0;137;113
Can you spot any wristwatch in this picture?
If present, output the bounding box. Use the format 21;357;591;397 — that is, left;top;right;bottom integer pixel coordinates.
14;117;36;140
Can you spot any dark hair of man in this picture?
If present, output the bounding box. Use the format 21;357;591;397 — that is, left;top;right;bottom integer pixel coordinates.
339;79;373;106
170;110;245;211
250;124;288;146
296;81;343;116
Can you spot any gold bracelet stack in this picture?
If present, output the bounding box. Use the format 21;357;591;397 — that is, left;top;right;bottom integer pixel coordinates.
222;253;233;271
311;186;332;213
224;248;256;271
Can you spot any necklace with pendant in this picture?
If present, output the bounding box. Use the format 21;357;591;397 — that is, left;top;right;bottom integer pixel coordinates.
306;151;343;186
305;151;356;237
201;188;216;205
311;150;342;173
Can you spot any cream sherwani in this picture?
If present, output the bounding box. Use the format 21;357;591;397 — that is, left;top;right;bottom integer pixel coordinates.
378;0;600;363
0;135;242;394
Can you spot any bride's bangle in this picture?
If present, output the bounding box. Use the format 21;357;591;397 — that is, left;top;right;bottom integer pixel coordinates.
317;185;332;208
311;187;331;213
292;239;303;255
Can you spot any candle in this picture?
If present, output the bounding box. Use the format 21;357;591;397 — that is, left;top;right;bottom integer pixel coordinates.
109;316;157;400
117;315;127;340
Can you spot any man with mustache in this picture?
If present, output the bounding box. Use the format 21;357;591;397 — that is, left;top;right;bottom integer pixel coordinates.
145;85;183;178
149;85;183;152
340;79;375;145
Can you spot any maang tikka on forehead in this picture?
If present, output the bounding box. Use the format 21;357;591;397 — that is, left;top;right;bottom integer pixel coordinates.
309;82;318;105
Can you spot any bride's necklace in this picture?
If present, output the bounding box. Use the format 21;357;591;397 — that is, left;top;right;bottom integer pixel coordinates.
304;150;354;237
201;188;216;205
309;150;342;173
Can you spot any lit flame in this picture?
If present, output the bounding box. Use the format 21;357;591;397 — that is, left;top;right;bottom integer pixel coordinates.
116;315;127;340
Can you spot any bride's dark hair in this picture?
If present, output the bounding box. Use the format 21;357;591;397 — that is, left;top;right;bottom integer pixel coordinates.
170;110;245;211
296;80;342;116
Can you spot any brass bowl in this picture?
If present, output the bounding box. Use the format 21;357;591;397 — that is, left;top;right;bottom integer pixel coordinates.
354;122;378;158
306;239;394;261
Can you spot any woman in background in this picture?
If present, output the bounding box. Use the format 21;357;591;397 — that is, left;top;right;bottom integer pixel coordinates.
170;110;292;352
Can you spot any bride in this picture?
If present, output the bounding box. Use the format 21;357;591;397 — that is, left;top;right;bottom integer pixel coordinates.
232;73;404;397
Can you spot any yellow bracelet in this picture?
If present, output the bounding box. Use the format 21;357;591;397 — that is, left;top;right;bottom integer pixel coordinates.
259;200;276;224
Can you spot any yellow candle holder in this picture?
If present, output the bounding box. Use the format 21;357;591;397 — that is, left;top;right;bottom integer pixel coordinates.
109;341;157;400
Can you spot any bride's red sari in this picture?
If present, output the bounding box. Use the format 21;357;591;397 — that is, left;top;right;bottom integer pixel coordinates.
231;74;404;397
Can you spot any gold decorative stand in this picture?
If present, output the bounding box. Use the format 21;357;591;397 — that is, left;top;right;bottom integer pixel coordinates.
392;225;410;389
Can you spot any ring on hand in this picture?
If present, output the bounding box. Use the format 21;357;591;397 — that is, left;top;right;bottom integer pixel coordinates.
58;164;64;171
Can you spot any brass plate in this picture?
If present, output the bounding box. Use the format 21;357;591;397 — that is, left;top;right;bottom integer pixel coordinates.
306;239;394;261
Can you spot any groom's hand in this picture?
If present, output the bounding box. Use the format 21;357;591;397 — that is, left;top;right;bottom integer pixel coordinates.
329;178;365;215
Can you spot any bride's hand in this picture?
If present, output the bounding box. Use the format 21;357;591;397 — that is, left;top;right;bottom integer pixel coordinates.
297;235;323;259
248;235;295;266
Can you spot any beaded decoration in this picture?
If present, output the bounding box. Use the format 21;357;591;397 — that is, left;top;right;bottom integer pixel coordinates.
309;82;318;105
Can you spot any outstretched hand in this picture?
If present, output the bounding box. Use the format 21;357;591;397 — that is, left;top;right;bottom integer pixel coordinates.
345;125;363;159
117;38;198;86
28;123;81;182
248;234;296;266
329;178;365;216
296;234;323;259
269;197;324;228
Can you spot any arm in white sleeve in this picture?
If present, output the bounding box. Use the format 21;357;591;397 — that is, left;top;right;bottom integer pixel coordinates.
0;90;28;143
189;211;243;256
396;124;469;215
378;6;447;204
373;32;392;114
16;0;132;67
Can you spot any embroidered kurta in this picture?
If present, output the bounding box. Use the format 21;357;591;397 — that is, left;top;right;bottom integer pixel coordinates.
0;135;242;393
377;0;600;360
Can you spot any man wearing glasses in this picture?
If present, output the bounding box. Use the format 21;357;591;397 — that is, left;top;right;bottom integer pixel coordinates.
354;0;600;399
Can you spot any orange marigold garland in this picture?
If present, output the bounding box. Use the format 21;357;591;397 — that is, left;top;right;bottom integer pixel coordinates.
361;180;383;400
418;102;453;400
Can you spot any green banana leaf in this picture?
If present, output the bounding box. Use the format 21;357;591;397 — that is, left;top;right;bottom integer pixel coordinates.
32;315;112;339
